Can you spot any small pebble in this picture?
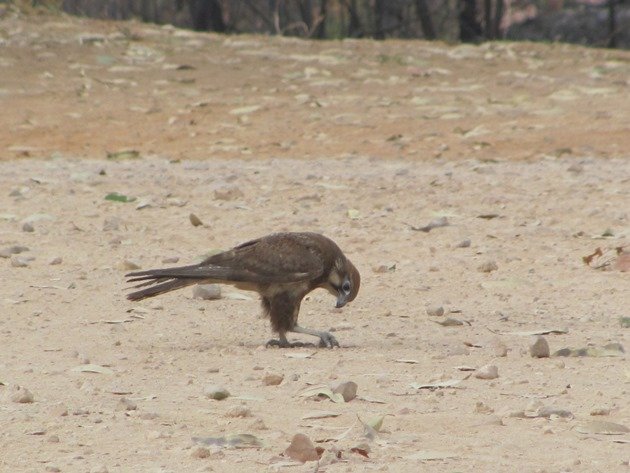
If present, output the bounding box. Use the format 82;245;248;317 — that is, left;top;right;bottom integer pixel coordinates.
488;338;508;357
204;385;230;400
474;401;494;414
189;213;203;227
225;405;251;418
262;373;283;386
284;433;319;463
455;238;471;248
478;261;498;273
162;256;179;264
589;408;610;416
11;255;30;267
331;381;357;402
22;222;34;232
49;257;62;265
45;466;60;472
120;260;141;271
191;447;211;459
426;304;444;317
248;418;267;430
116;397;137;411
475;364;499;380
192;284;221;300
9;385;34;403
47;435;60;443
529;336;550;358
213;185;243;201
0;245;29;258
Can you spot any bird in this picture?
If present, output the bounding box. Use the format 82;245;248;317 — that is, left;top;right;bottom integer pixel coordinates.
125;232;360;348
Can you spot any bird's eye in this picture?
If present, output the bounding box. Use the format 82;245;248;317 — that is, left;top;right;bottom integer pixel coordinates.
342;281;351;293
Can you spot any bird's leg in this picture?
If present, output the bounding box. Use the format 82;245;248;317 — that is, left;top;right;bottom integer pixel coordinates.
291;325;339;348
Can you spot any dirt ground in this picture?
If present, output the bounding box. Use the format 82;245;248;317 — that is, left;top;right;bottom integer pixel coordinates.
1;6;629;473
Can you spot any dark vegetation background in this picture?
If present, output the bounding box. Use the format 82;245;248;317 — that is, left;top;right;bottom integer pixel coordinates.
16;0;630;49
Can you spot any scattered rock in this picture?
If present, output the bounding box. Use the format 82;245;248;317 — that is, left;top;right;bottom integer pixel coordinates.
116;397;137;411
225;405;251;418
262;373;283;386
475;401;494;414
191;446;211;459
189;213;203;226
478;261;498;273
9;385;34;403
49;257;62;265
45;465;61;472
0;245;29;258
409;216;449;232
162;256;179;264
455;238;471;248
213;184;243;201
331;381;357;402
284;433;320;463
22;222;34;232
11;255;30;267
529;336;550;358
192;284;221;300
120;260;141;271
426;304;444;317
204;385;230;400
475;365;499;380
590;408;610;416
488;338;508;357
248;418;268;430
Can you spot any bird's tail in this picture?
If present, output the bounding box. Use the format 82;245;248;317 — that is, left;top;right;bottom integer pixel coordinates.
126;264;214;301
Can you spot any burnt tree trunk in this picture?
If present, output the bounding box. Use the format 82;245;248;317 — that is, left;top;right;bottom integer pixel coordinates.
189;0;226;32
414;0;436;39
459;0;482;42
374;0;386;39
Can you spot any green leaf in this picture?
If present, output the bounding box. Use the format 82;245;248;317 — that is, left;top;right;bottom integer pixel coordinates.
106;149;140;160
105;192;136;203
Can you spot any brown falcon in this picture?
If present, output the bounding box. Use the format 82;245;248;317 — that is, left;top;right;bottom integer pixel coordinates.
126;232;360;348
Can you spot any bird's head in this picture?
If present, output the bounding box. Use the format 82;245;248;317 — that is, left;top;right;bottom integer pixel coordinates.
327;258;361;309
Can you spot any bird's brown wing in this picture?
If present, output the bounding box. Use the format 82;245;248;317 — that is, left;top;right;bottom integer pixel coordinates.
126;233;326;300
201;232;326;284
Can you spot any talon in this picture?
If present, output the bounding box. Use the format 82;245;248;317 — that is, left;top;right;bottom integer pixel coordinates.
319;332;339;349
266;338;288;348
266;339;315;348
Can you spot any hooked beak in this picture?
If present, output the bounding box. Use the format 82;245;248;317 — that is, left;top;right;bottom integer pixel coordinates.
336;291;348;309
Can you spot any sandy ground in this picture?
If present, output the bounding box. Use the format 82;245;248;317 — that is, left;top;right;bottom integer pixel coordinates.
1;7;629;473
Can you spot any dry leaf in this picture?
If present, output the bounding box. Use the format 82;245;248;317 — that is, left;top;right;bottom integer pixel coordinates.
70;364;114;375
301;411;341;420
576;421;630;435
298;386;345;403
192;433;263;448
410;378;466;390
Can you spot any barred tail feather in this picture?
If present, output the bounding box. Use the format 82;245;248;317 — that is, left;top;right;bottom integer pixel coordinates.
127;278;196;301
